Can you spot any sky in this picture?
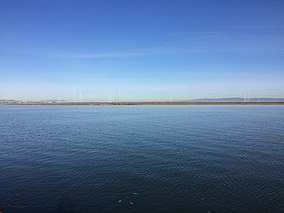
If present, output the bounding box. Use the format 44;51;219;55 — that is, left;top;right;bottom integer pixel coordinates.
1;0;284;101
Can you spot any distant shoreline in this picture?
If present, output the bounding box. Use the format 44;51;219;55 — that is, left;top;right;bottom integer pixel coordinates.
1;101;284;106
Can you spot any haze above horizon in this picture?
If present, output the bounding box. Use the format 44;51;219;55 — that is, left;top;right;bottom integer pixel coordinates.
1;0;284;101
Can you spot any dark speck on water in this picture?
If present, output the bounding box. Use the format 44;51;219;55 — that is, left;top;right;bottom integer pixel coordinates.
0;105;284;212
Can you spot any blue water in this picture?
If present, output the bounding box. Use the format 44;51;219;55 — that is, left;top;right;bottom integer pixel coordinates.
0;105;283;213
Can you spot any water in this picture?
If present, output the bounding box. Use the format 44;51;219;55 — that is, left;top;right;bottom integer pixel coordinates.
0;105;283;213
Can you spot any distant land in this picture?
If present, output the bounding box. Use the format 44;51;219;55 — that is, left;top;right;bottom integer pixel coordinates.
1;98;284;105
188;98;284;102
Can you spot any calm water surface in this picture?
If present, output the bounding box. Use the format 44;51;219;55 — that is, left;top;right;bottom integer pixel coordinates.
0;105;283;213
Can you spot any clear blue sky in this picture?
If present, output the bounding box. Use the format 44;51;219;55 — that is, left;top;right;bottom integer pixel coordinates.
1;0;284;101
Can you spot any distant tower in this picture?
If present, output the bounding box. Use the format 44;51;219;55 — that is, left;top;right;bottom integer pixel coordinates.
73;90;76;103
243;90;250;102
108;88;112;102
188;86;192;101
247;91;250;102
